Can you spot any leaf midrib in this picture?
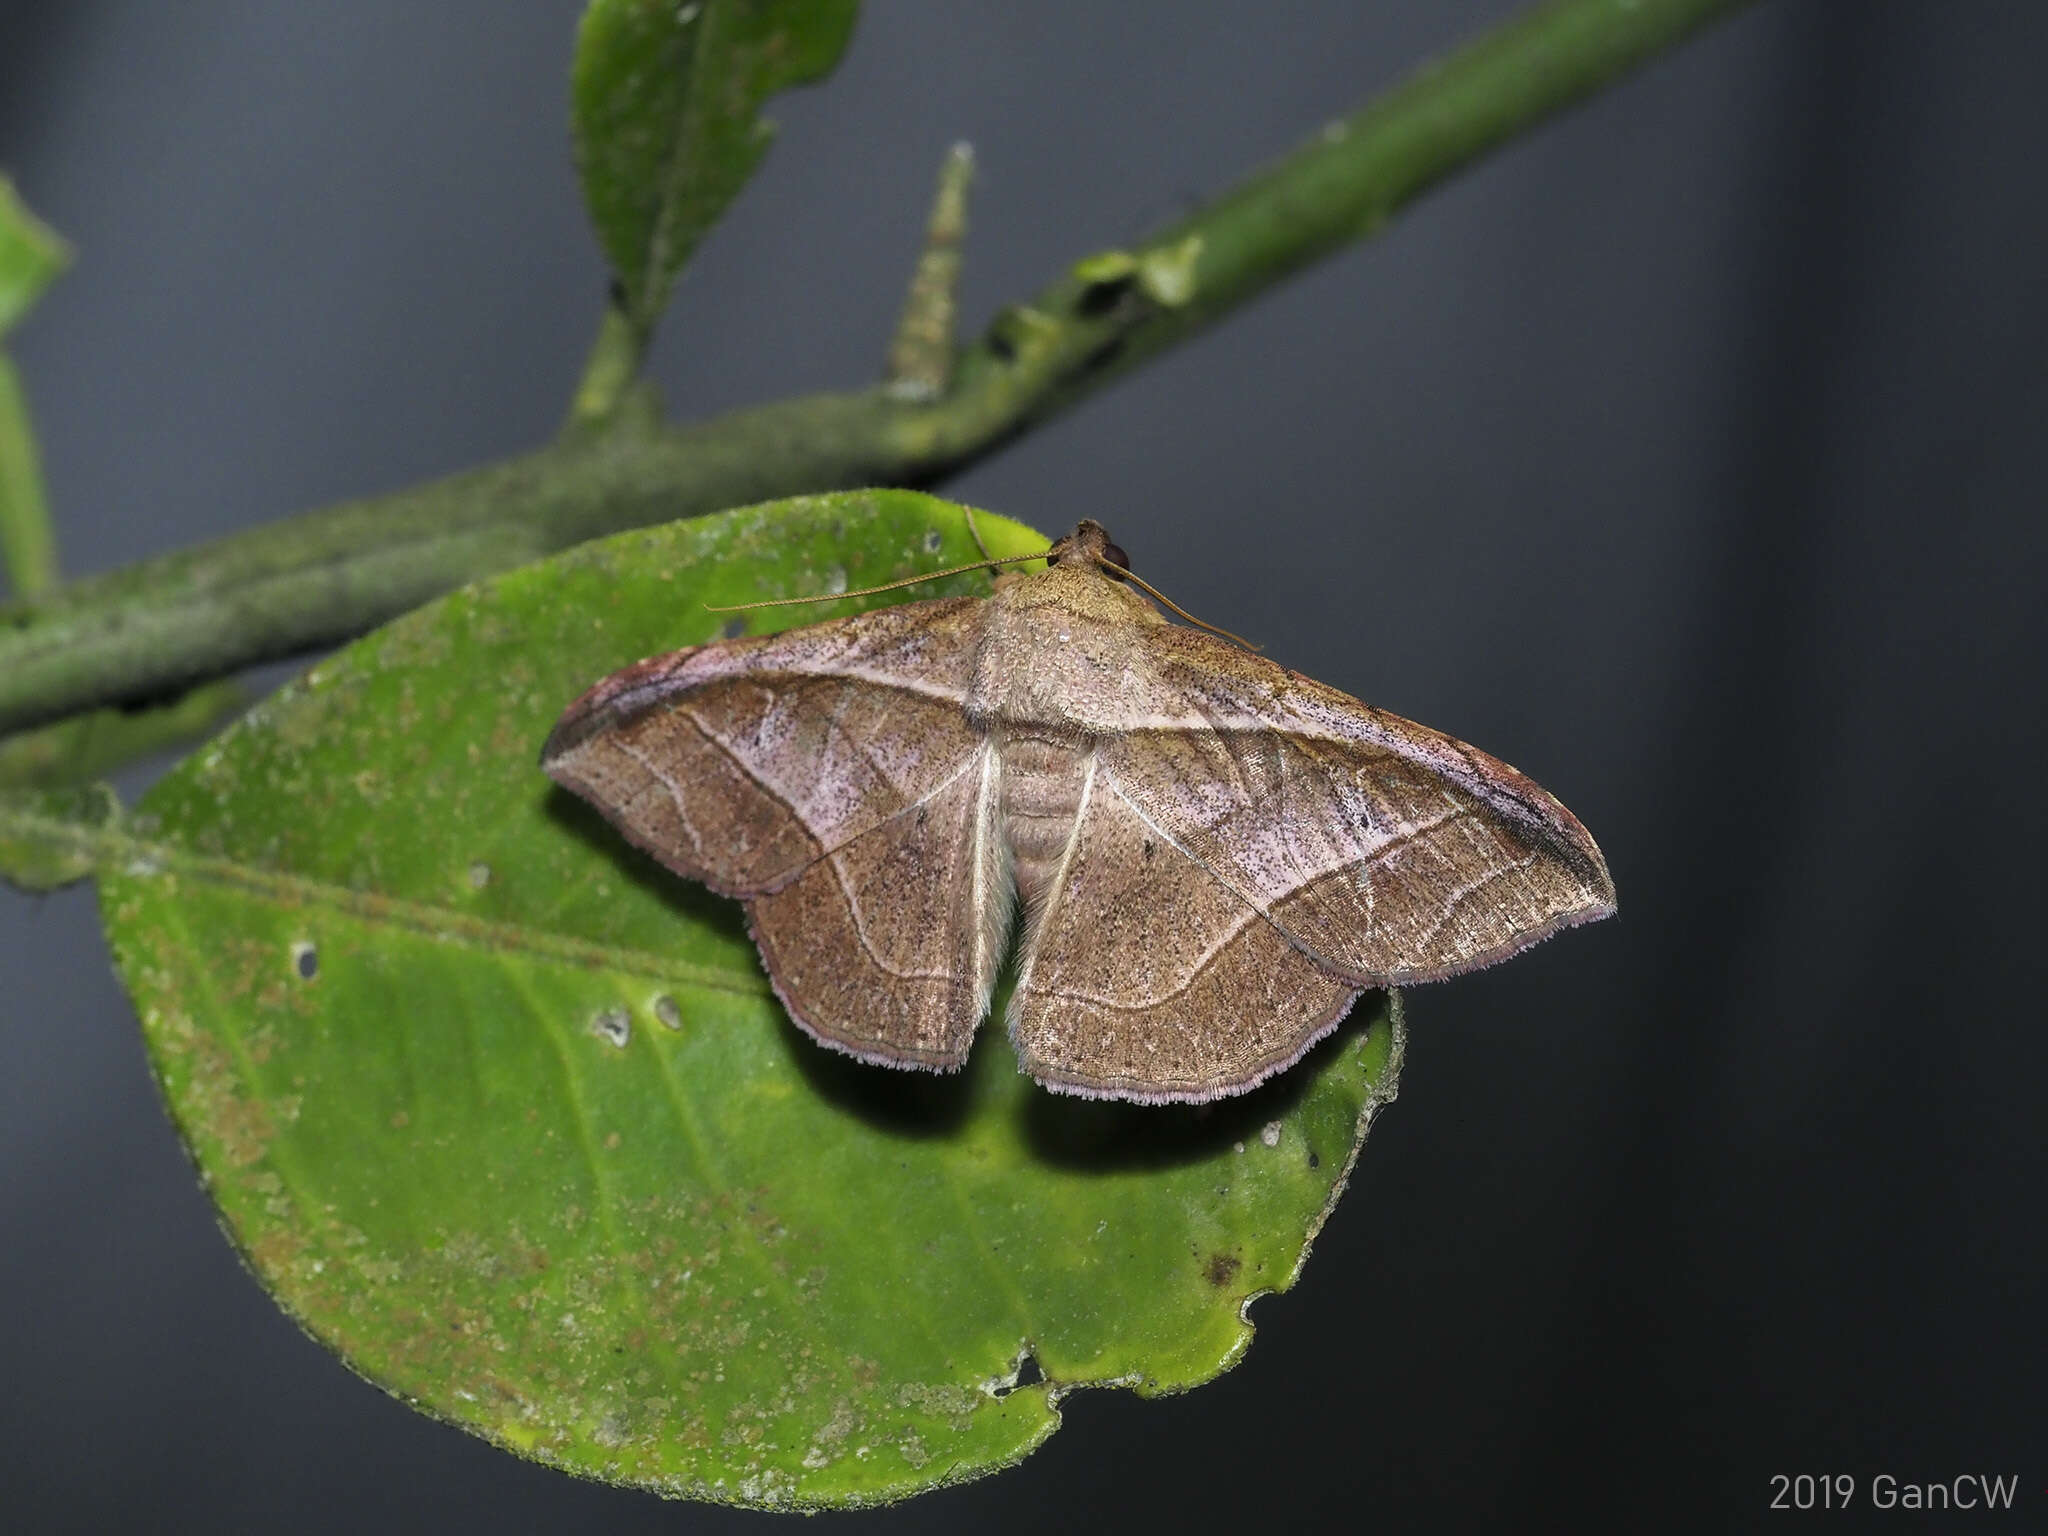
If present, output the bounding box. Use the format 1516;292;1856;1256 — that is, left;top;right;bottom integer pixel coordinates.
4;800;768;994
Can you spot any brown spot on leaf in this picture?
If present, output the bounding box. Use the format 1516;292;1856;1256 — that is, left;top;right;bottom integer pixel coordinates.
212;1089;277;1168
1204;1252;1241;1288
249;1226;305;1275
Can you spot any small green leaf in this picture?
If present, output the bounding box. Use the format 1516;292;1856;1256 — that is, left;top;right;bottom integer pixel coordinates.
0;780;118;891
0;183;69;598
0;353;58;596
100;492;1404;1506
572;0;860;346
0;177;71;340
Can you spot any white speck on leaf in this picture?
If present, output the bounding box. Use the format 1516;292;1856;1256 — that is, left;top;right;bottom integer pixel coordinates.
589;1007;631;1048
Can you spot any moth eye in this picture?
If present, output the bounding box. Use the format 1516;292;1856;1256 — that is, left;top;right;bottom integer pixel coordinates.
1102;542;1132;577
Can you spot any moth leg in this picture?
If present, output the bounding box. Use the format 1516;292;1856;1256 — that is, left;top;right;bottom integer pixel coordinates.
748;743;1009;1072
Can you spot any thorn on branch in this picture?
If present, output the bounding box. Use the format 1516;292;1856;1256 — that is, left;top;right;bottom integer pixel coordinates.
884;142;974;402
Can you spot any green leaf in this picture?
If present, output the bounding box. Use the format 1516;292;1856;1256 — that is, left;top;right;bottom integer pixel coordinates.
0;177;71;340
99;492;1405;1507
572;0;860;346
0;780;118;891
0;353;58;597
0;183;69;597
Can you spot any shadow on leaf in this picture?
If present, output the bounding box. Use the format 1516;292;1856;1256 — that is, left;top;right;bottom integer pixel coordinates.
779;1014;982;1139
1019;1014;1368;1173
542;785;752;947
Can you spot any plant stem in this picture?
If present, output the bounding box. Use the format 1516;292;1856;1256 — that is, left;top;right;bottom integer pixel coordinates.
564;300;644;429
0;0;1756;739
0;680;248;791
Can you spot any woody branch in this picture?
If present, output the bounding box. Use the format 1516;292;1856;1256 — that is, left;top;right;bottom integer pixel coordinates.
0;0;1754;741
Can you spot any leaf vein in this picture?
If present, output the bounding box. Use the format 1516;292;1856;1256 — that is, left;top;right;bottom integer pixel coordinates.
54;809;771;995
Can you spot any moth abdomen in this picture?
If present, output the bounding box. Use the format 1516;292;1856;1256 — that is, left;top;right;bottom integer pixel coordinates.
995;730;1094;905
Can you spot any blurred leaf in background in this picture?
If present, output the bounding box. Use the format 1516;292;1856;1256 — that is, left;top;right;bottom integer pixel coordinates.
0;179;245;862
0;175;70;600
572;0;861;355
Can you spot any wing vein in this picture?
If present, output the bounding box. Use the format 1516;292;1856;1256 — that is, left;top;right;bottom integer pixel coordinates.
809;751;989;983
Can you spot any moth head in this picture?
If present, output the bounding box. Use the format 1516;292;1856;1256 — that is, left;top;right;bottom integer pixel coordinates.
1052;520;1133;581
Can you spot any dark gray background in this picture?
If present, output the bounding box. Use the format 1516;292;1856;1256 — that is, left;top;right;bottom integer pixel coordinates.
4;2;2044;1530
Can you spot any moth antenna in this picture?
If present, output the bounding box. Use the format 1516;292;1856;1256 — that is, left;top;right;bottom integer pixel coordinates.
1101;561;1263;652
704;551;1047;613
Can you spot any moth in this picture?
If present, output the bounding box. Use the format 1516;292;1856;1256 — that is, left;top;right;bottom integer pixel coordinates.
542;521;1614;1103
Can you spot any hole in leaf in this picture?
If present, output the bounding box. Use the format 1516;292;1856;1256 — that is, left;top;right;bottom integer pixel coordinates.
291;941;318;981
652;994;683;1031
924;529;944;553
990;1348;1044;1398
588;1006;630;1048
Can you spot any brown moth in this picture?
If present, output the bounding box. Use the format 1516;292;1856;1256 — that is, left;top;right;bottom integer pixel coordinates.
542;521;1615;1104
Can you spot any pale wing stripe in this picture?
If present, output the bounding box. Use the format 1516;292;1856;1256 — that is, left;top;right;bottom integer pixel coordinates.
1410;850;1542;954
1099;757;1463;920
808;751;987;983
618;735;703;846
621;698;973;878
1023;896;1268;1011
1011;746;1097;1003
588;668;970;739
967;742;1009;1017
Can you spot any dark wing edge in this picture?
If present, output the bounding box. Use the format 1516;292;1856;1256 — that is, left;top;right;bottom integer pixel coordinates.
540;594;984;765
